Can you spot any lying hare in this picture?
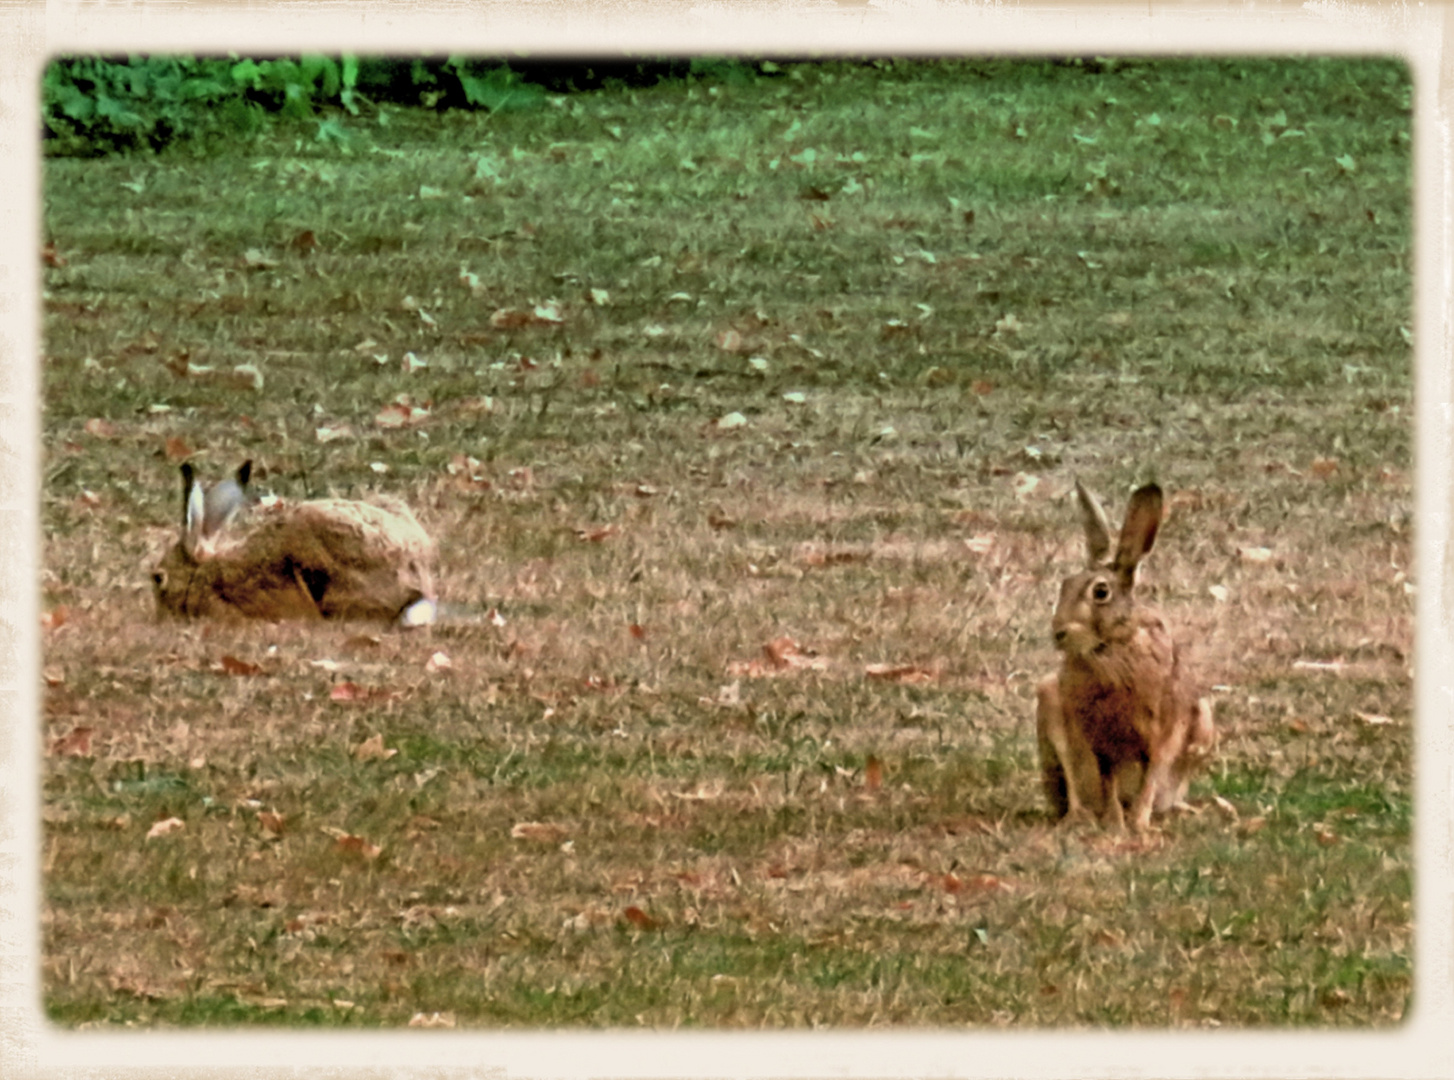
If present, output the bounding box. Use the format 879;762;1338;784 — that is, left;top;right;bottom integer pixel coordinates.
153;461;438;625
1035;481;1215;832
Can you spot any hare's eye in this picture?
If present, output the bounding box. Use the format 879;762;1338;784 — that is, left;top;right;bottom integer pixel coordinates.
152;571;165;587
1091;581;1112;602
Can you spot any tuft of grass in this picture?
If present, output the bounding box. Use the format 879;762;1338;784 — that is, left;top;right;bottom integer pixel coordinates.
41;56;1410;1028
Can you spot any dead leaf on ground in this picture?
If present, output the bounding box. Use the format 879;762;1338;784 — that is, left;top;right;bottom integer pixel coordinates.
728;636;829;678
257;811;286;836
425;651;453;674
330;682;398;705
353;733;398;762
864;662;937;685
408;1011;456;1028
575;525;619;543
334;834;383;859
622;906;660;930
510;821;569;844
490;305;563;329
715;329;744;353
42;607;70;631
146;817;185;840
163;436;193;462
49;726;93;757
864;754;884;793
376;401;431;429
315;424;355;443
216;655;264;677
83;418;117;439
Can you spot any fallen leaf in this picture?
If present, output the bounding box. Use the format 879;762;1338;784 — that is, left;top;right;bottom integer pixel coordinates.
83;418;117;439
315;424;355;443
231;364;264;391
42;666;65;687
49;726;93;757
217;655;263;677
163;436;193;461
1238;546;1274;564
511;821;569;844
490;307;557;330
1310;457;1340;479
1208;584;1231;603
408;1012;456;1028
575;525;619;543
715;411;749;431
963;534;994;556
289;230;318;253
353;734;398;761
762;636;826;672
331;682;395;704
622;906;659;930
375;402;430;429
1011;473;1040;500
628;623;647;640
335;834;383;859
1238;816;1267;836
864;663;936;685
257;811;286;836
715;329;744;353
488;607;507;628
864;754;883;793
1315;827;1340;846
242;248;279;269
1355;711;1394;726
425;651;452;673
41;242;67;268
146;817;185;840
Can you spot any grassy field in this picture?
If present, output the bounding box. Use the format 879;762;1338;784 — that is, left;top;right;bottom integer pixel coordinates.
39;56;1412;1028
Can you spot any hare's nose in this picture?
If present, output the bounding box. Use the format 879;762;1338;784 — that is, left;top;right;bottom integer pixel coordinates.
1053;628;1068;647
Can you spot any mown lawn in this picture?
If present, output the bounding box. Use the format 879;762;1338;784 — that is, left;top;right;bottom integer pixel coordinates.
40;56;1412;1028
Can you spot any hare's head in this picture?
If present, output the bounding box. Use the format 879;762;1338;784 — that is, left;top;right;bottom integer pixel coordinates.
152;460;252;618
1051;481;1163;658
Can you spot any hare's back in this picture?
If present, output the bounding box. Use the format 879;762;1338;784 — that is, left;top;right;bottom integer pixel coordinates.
291;497;436;562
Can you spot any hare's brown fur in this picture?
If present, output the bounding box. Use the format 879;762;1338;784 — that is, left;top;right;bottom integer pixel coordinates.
1037;481;1215;832
153;484;437;623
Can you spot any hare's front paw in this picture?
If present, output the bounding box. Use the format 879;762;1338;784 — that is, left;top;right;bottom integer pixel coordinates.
1060;805;1097;829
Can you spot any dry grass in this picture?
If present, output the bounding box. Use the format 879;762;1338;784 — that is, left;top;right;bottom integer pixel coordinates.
40;56;1411;1028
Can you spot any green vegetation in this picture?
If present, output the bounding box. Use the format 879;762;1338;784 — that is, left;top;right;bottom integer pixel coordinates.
41;56;1411;1028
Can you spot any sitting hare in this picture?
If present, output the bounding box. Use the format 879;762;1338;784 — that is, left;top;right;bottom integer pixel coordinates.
153;461;438;625
1035;481;1215;832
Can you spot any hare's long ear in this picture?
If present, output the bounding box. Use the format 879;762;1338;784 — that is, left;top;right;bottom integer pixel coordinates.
1075;480;1113;567
235;460;252;489
181;463;205;557
1112;483;1163;582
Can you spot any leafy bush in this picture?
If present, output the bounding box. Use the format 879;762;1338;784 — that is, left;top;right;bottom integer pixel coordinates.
41;54;554;157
